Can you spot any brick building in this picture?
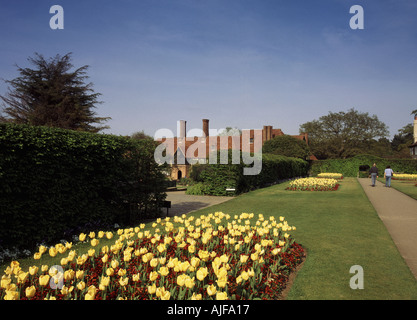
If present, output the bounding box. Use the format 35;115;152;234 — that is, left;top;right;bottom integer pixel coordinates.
157;119;311;180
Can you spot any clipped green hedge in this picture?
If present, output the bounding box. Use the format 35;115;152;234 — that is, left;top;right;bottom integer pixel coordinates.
0;123;167;250
191;151;309;196
310;154;417;177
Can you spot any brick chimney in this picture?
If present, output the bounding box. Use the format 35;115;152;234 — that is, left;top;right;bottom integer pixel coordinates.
263;125;272;142
202;119;209;137
179;120;186;139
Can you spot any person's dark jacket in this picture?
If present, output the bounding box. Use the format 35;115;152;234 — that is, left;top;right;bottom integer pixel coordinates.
369;166;378;175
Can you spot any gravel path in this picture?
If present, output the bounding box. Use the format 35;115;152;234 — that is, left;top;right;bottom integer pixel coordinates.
164;191;233;217
358;178;417;280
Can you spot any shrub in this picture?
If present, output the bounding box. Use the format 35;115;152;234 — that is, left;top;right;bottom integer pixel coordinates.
262;135;311;160
194;151;309;196
0;123;167;251
310;154;417;177
185;182;209;195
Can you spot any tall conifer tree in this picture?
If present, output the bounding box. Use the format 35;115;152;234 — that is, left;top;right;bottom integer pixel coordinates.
0;53;110;132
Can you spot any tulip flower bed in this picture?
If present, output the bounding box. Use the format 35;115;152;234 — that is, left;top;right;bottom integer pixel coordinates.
317;173;344;180
287;178;339;191
1;212;305;300
392;174;417;181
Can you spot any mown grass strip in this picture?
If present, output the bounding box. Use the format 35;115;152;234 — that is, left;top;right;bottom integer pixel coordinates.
184;177;417;299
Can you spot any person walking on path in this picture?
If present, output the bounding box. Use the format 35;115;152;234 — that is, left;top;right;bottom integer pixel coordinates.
384;165;394;187
369;163;379;187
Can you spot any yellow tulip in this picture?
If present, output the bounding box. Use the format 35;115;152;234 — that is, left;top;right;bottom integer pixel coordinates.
29;266;39;276
106;268;114;277
190;257;200;269
88;249;96;257
1;276;11;289
191;293;202;300
148;283;156;295
61;285;74;296
158;267;169;277
88;231;95;239
100;276;110;287
49;247;57;257
119;277;129;287
17;271;29;284
216;276;228;288
85;285;97;300
132;273;140;282
207;284;217;296
3;266;12;276
220;254;229;263
179;261;190;272
67;250;76;261
241;271;249;281
106;231;113;239
196;267;208;281
159;289;170;300
4;290;19;300
240;255;249;263
25;286;36;299
149;271;158;282
154;243;165;254
33;252;42;260
79;233;86;242
117;268;126;277
76;270;84;280
248;268;255;277
184;277;195;289
64;270;75;281
111;260;119;269
216;291;228;300
39;275;50;286
38;245;47;254
57;244;67;254
76;255;87;265
198;250;210;262
123;252;132;262
102;254;109;263
272;248;281;255
150;258;159;268
176;274;187;287
90;238;99;247
77;281;86;291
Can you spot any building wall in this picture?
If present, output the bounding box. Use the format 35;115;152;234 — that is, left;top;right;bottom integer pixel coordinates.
159;119;311;180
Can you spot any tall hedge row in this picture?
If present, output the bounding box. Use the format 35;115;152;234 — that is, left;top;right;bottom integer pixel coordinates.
0;123;167;250
310;154;417;177
187;151;309;196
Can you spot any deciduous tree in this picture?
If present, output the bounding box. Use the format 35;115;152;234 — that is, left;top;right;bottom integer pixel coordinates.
299;108;389;159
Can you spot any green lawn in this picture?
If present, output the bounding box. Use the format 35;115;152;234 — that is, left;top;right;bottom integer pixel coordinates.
378;177;417;200
2;177;417;300
183;177;417;299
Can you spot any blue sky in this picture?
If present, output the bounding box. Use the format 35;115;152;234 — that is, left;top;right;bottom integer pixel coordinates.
1;0;417;139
